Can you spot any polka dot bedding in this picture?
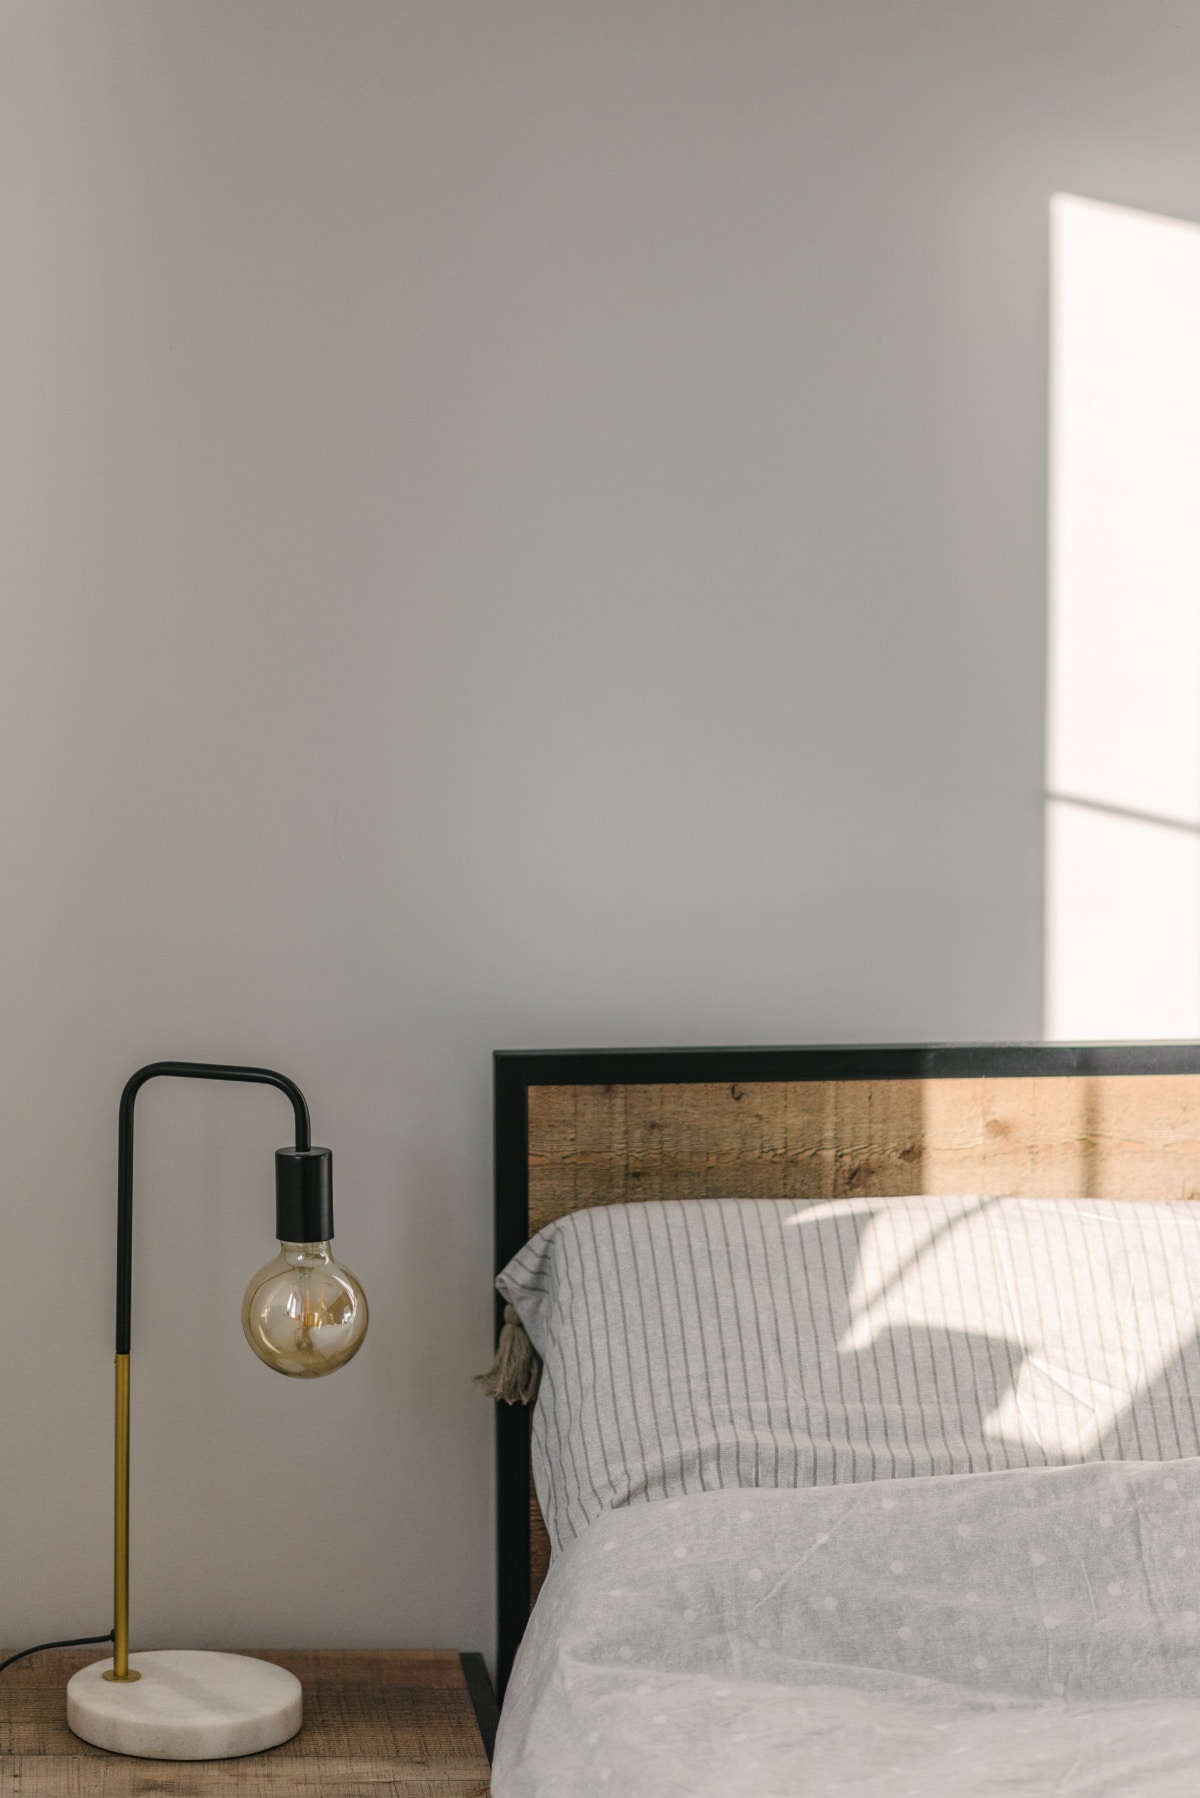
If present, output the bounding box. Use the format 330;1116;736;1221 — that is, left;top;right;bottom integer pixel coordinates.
498;1196;1200;1558
492;1461;1200;1796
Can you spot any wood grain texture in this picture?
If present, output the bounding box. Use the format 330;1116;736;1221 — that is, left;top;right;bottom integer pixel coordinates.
0;1650;491;1797
528;1075;1200;1230
523;1072;1200;1600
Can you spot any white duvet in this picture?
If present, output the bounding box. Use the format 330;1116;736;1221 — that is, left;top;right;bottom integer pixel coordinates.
493;1460;1200;1795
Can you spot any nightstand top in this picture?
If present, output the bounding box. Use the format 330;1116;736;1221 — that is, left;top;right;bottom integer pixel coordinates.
1;1647;493;1796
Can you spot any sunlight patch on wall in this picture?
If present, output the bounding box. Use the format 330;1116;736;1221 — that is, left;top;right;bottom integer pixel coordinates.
1046;194;1200;1040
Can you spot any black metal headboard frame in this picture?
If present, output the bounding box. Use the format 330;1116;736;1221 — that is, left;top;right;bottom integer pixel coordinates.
492;1039;1200;1697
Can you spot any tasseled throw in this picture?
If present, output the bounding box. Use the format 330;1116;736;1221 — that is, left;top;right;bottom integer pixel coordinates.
476;1304;541;1405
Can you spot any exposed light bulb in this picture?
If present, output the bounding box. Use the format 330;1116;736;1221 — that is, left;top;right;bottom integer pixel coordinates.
242;1241;368;1377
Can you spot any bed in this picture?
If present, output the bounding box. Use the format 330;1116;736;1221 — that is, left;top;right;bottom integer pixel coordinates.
488;1042;1200;1795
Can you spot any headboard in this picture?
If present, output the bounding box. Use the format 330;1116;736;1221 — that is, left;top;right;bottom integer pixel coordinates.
492;1041;1200;1693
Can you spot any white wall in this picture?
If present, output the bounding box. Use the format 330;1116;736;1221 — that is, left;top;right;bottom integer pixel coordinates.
3;0;1198;1661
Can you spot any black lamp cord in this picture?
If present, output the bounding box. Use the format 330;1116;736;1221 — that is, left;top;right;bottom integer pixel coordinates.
0;1632;114;1676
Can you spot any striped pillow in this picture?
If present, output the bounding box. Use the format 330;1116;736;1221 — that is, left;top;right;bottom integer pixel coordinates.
497;1195;1200;1557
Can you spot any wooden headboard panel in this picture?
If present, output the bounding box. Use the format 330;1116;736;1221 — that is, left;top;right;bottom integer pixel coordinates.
493;1043;1200;1694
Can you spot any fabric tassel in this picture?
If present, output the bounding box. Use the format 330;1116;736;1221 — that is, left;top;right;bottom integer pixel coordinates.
476;1303;541;1405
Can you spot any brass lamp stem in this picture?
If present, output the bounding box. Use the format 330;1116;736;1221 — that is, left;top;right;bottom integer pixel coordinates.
104;1354;139;1682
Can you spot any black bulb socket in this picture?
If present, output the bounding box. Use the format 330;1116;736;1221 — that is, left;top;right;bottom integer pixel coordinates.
275;1147;334;1244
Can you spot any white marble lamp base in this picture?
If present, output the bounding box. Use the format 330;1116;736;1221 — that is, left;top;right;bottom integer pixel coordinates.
66;1650;303;1760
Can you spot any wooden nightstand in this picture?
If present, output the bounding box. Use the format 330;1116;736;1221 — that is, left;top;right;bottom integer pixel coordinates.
1;1648;495;1795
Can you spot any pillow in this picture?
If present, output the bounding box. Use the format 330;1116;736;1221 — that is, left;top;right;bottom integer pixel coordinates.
497;1195;1200;1558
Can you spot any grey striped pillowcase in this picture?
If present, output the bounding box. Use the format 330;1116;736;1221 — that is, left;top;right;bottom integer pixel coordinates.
497;1195;1200;1558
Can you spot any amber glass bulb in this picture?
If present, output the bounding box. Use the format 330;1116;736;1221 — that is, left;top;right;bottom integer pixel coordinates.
241;1241;368;1377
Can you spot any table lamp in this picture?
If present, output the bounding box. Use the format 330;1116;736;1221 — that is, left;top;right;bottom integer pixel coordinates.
65;1060;369;1761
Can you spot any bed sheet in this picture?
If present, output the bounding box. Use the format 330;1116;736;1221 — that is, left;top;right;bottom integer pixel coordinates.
493;1459;1200;1796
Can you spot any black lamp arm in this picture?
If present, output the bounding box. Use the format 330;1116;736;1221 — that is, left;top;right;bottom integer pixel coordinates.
115;1061;313;1355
